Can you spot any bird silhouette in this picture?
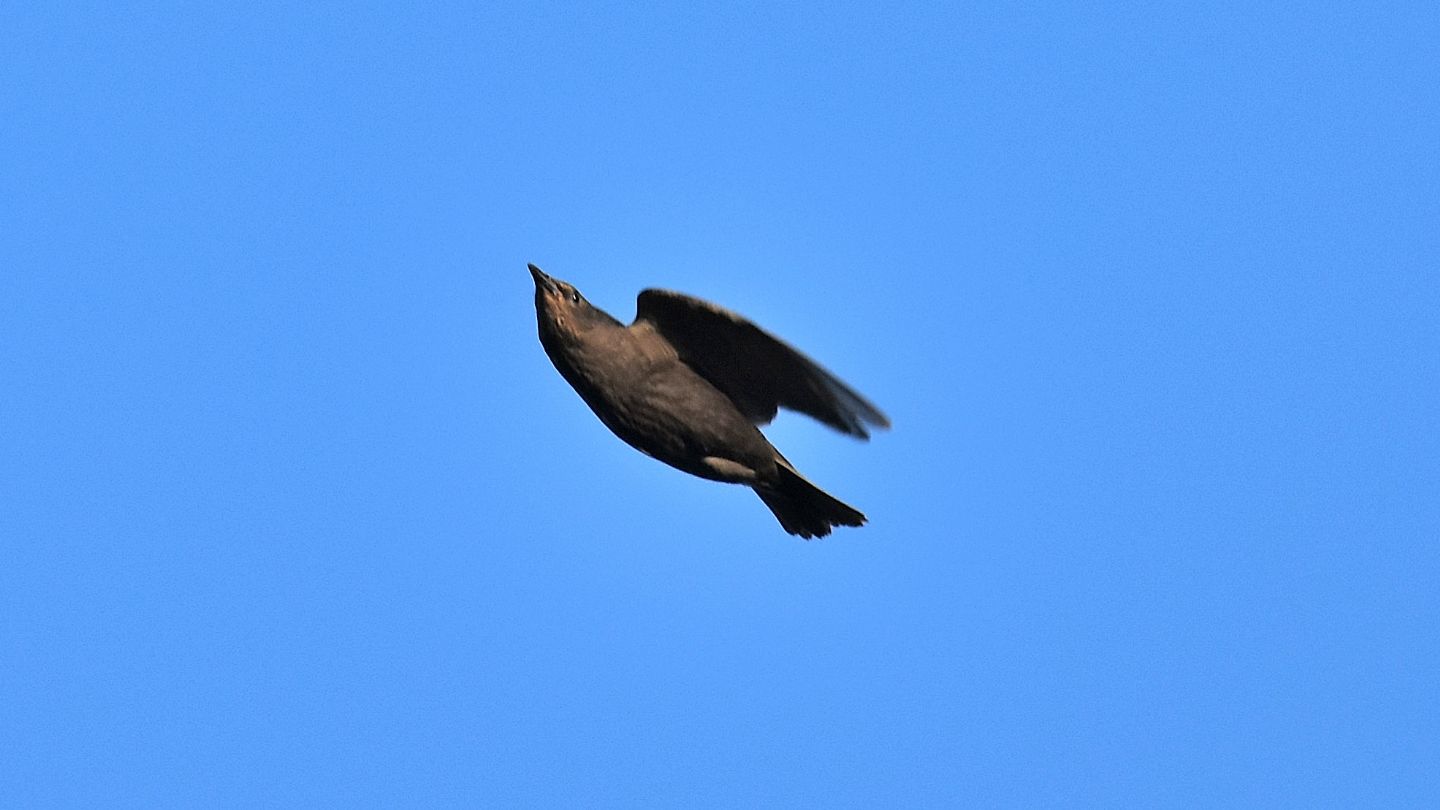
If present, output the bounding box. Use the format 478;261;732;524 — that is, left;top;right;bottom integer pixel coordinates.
528;263;889;538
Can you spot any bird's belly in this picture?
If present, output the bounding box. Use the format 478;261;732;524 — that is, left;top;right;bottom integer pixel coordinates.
580;364;775;482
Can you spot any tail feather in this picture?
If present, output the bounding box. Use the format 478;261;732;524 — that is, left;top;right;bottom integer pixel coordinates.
755;463;866;539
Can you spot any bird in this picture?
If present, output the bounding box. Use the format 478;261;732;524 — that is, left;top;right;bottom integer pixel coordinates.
527;263;889;538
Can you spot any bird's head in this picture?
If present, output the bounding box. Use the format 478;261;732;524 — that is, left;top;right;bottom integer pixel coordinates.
528;264;617;343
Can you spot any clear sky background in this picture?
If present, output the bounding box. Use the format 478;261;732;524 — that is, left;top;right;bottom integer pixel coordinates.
3;2;1437;806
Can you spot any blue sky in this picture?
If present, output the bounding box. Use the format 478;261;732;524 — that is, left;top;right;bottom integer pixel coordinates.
3;2;1437;806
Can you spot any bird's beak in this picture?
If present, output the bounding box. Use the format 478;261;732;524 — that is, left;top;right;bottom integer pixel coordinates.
528;263;558;294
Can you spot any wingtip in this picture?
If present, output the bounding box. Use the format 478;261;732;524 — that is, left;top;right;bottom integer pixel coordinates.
834;391;891;440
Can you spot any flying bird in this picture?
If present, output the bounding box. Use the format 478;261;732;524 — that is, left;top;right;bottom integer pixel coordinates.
528;263;889;538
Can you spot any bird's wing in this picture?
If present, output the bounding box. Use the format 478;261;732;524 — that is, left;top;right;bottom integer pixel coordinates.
634;289;890;439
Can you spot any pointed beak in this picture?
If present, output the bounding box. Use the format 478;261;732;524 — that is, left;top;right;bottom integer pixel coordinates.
528;263;558;294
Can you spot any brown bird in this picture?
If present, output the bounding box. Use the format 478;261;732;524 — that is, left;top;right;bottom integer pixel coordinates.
528;263;889;538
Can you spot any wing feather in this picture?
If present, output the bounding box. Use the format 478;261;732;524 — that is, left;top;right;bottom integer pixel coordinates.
635;289;889;439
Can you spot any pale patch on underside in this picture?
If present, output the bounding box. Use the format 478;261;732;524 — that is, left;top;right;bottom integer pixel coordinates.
701;456;759;483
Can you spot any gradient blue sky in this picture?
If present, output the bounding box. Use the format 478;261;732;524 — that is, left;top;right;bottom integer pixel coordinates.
3;2;1437;806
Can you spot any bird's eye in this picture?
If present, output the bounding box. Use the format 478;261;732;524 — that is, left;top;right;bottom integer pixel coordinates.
570;290;580;303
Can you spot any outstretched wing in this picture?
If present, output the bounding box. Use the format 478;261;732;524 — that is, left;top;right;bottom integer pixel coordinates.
634;289;890;439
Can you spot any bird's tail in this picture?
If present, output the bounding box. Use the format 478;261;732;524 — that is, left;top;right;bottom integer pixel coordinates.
755;461;867;539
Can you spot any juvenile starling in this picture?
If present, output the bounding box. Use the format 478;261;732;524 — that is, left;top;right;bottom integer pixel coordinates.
528;263;889;539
